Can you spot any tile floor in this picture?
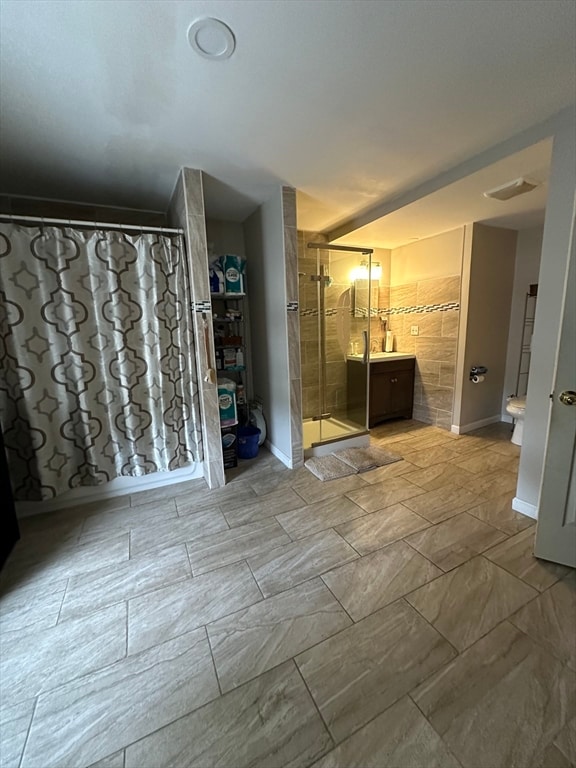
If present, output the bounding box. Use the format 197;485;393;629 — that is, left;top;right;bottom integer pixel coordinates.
1;420;575;768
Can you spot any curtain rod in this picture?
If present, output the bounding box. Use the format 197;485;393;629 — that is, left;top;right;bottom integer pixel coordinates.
0;212;183;235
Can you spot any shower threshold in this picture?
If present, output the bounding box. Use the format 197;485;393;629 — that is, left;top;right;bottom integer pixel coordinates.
303;416;369;457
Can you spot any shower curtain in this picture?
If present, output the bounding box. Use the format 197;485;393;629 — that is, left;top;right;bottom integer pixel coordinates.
0;222;202;500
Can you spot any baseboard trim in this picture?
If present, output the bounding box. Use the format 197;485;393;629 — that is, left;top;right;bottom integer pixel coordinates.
16;462;203;517
265;440;294;468
451;415;503;435
512;497;538;519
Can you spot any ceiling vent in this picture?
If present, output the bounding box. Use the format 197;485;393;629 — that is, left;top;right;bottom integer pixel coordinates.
482;178;539;201
187;18;236;60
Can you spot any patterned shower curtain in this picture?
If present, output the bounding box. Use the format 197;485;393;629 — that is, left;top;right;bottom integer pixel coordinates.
0;223;203;500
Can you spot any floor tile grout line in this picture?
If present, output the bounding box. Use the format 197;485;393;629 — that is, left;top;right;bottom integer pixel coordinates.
124;600;129;659
401;537;447;574
342;537;364;558
204;592;385;699
406;690;465;768
319;577;356;624
243;558;266;601
59;569;192;626
398;595;461;657
54;577;70;626
416;576;547;660
292;658;336;751
482;544;561;593
110;680;224;765
129;571;266;657
16;695;39;768
244;550;361;602
273;514;295;542
503;616;574;670
183;540;196;579
401;514;513;572
203;625;224;697
9;630;133;722
476;553;541;596
291;484;317;505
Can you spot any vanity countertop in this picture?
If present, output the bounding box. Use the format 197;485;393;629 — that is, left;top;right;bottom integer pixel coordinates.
347;352;416;362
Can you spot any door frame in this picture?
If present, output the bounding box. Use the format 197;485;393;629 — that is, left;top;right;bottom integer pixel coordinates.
534;194;576;566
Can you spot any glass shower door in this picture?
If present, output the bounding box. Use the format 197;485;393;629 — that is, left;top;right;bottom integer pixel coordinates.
302;243;372;449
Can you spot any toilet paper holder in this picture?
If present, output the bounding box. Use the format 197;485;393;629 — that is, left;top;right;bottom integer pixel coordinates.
469;365;488;381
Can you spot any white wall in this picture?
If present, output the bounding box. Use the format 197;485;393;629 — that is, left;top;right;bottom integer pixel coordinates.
390;227;464;284
516;111;576;516
501;226;543;418
243;189;293;464
455;223;517;431
206;219;246;258
374;246;391;286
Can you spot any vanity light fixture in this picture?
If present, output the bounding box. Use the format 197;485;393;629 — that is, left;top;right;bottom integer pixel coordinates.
350;262;368;282
350;260;381;282
187;18;236;60
483;177;539;201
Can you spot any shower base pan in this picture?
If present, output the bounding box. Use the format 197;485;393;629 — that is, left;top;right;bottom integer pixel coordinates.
303;417;369;458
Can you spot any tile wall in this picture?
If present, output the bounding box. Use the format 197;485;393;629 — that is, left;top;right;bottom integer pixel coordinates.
349;286;391;354
388;276;461;428
298;231;329;420
297;233;460;429
283;188;303;467
168;169;225;488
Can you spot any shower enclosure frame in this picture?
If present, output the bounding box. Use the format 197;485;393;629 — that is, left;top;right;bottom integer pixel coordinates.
303;241;375;452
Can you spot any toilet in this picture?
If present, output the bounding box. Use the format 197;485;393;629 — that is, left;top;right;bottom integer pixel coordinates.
506;396;526;445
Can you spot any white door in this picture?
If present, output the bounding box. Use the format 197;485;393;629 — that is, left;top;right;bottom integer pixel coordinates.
534;199;576;567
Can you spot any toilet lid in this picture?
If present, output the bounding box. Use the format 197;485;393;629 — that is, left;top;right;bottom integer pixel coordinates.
508;396;526;408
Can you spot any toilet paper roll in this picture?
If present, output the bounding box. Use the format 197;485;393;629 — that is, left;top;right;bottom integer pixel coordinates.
472;375;485;384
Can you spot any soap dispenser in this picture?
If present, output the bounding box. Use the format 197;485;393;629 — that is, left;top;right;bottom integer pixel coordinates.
384;331;394;352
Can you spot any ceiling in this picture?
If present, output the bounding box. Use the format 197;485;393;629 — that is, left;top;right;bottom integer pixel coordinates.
336;139;553;249
1;0;575;244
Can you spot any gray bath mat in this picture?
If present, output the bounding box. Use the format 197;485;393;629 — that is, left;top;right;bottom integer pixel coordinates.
333;446;403;473
305;446;403;481
304;454;358;481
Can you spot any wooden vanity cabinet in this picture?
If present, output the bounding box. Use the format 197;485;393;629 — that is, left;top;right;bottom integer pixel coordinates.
369;358;415;426
347;357;415;428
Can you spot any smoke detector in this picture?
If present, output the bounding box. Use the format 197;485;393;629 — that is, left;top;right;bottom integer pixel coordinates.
483;178;539;201
187;18;236;60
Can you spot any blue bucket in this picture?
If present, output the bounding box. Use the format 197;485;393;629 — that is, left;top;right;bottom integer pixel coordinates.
237;426;261;459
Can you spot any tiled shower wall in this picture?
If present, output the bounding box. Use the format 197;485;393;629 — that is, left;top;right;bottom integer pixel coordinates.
297;231;460;428
388;276;461;428
298;233;391;421
298;231;330;420
349;286;391;354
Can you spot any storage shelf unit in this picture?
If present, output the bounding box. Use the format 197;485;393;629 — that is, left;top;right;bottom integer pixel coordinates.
515;285;537;397
212;292;248;470
212;293;247;378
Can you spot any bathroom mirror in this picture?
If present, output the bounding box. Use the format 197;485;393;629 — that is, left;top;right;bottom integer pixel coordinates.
353;278;379;318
